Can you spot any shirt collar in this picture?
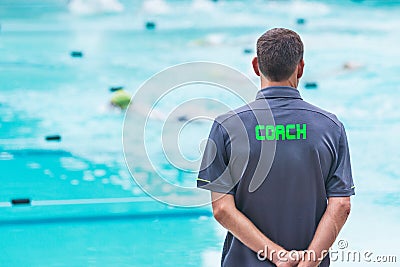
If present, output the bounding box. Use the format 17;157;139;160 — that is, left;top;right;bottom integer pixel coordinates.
255;86;302;100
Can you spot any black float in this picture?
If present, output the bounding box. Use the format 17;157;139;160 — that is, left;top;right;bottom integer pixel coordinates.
11;198;31;206
70;51;83;58
296;18;306;25
304;82;318;89
145;21;156;30
45;135;61;142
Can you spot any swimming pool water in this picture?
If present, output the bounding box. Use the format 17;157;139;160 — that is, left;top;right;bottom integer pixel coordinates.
1;0;400;266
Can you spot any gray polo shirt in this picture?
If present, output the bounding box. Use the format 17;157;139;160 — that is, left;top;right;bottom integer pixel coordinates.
197;86;355;267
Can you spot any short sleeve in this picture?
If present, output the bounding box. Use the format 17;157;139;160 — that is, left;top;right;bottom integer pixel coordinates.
197;121;236;195
326;124;355;197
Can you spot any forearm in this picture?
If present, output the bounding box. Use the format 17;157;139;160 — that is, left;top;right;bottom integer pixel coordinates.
300;197;351;267
221;206;284;256
212;192;285;264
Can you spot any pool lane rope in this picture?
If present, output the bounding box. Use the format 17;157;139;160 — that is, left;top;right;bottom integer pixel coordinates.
1;197;156;208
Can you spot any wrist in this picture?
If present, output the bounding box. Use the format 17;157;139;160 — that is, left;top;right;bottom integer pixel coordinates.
299;251;320;267
271;248;288;265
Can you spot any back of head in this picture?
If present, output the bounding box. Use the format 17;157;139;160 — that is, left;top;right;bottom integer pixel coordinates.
257;28;304;82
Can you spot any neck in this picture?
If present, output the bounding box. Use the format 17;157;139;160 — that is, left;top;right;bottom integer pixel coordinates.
260;76;298;89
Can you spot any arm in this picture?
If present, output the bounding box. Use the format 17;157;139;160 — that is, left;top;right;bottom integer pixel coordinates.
211;192;298;266
298;197;351;267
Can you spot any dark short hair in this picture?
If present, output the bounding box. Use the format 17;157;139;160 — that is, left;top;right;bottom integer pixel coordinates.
256;28;304;81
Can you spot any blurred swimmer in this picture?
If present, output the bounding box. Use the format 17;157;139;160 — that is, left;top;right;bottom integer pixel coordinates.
342;61;364;71
110;87;131;109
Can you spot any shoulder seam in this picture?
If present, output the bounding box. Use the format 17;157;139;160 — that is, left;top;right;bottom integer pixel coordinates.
216;107;342;128
279;107;342;127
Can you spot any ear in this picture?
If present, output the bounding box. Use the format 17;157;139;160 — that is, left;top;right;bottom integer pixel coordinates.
297;59;305;79
252;57;260;77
